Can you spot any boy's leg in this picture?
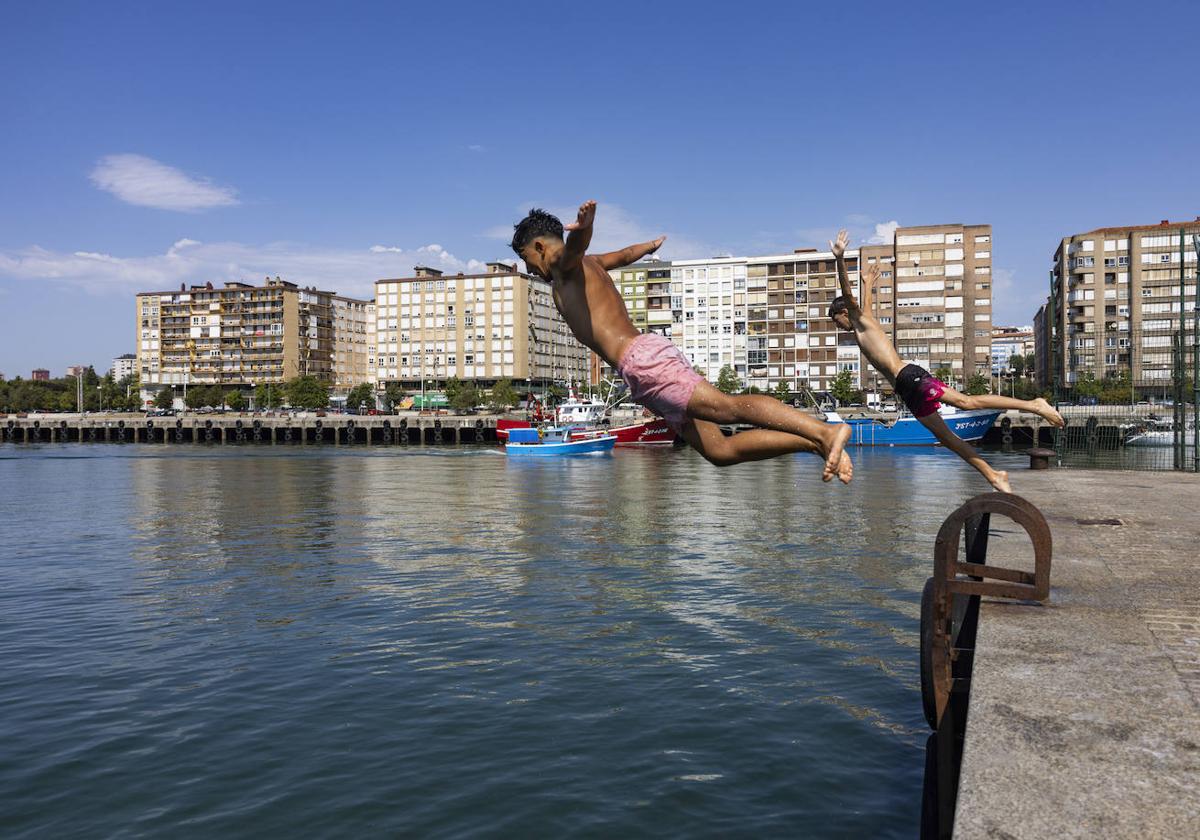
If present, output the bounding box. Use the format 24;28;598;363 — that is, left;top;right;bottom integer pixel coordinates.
686;381;852;482
680;418;853;480
939;387;1064;427
916;411;1011;492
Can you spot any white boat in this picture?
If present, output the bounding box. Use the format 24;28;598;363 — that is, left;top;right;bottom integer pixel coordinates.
1124;417;1194;447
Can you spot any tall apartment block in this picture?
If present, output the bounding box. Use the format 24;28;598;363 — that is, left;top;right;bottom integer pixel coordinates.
598;250;865;394
373;263;588;391
1048;217;1200;390
135;276;368;404
594;222;991;398
1032;303;1051;388
881;224;994;382
331;295;374;392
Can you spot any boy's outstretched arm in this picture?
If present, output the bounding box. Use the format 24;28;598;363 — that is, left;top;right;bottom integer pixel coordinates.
829;229;861;314
596;235;667;270
561;200;597;274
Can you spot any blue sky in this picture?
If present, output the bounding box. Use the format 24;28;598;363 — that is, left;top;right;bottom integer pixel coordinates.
2;0;1198;376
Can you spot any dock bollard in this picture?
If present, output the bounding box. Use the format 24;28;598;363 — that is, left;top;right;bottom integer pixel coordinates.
1026;447;1055;470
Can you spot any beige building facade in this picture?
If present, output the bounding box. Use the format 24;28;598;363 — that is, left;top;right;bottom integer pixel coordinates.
135;276;367;405
879;224;994;383
1049;217;1200;389
331;295;373;393
373;263;588;391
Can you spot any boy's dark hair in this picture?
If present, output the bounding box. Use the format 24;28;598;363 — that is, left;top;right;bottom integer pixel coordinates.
828;296;850;319
510;208;564;255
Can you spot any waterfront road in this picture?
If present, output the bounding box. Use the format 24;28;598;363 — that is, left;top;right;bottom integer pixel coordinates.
954;470;1200;838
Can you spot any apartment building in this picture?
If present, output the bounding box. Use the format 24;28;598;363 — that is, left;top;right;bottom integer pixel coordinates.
990;326;1034;374
1049;217;1200;389
135;276;365;403
609;259;673;338
331;295;373;393
1032;303;1051;388
31;369;49;381
878;224;994;383
593;249;868;395
373;263;588;392
111;354;137;382
667;256;749;385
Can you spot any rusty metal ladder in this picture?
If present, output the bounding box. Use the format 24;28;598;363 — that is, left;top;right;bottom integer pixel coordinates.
919;493;1052;840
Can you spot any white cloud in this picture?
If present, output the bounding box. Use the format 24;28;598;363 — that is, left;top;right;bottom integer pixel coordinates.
89;154;239;212
467;144;485;152
868;220;900;244
0;239;491;297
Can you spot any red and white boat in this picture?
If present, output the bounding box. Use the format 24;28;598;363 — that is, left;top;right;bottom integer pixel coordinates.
496;384;676;446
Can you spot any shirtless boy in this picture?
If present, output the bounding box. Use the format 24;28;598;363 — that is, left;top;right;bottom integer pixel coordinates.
828;229;1064;492
509;201;853;482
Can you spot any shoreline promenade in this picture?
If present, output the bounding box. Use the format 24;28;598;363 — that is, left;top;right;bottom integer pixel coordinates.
954;470;1200;837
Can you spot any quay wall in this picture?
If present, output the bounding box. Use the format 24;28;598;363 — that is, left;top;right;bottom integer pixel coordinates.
1;413;505;446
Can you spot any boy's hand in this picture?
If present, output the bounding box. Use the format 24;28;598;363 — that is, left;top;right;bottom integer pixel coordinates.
829;229;849;259
564;200;597;232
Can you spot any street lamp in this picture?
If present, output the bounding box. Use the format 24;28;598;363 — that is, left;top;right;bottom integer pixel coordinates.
97;384;103;413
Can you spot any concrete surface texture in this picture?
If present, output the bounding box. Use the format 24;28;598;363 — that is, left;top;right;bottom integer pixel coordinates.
954;470;1200;838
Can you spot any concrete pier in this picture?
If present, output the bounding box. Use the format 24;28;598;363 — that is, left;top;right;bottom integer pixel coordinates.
0;413;503;445
953;470;1200;837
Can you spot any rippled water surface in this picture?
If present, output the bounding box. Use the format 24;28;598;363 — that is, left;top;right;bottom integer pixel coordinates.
0;443;1020;837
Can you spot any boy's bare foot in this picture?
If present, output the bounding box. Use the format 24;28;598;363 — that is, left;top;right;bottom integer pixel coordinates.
836;451;853;485
649;235;667;252
821;424;853;483
988;470;1011;493
1030;397;1065;428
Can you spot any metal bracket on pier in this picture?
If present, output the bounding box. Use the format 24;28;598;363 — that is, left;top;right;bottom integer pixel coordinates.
923;492;1052;728
919;492;1052;840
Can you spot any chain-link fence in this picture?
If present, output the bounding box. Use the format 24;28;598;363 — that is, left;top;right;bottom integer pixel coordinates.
1050;325;1199;471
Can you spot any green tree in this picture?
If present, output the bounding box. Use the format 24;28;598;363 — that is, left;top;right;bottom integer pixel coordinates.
184;386;207;410
285;375;330;410
1099;371;1132;405
965;373;991;396
545;383;565;404
772;380;791;402
382;382;406;412
829;370;859;406
1009;354;1026;379
155;387;174;410
346;382;374;412
443;376;463;405
1023;353;1038;379
450;381;479;412
254;382;284;409
933;367;954;387
489;378;519;411
715;364;741;395
225;390;246;411
1074;370;1102;400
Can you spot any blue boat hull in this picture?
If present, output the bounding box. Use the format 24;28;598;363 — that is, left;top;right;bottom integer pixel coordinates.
505;435;617;456
829;409;1002;446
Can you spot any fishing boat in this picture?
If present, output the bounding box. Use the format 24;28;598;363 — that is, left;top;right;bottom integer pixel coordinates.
496;382;676;446
503;426;617;456
824;407;1001;446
